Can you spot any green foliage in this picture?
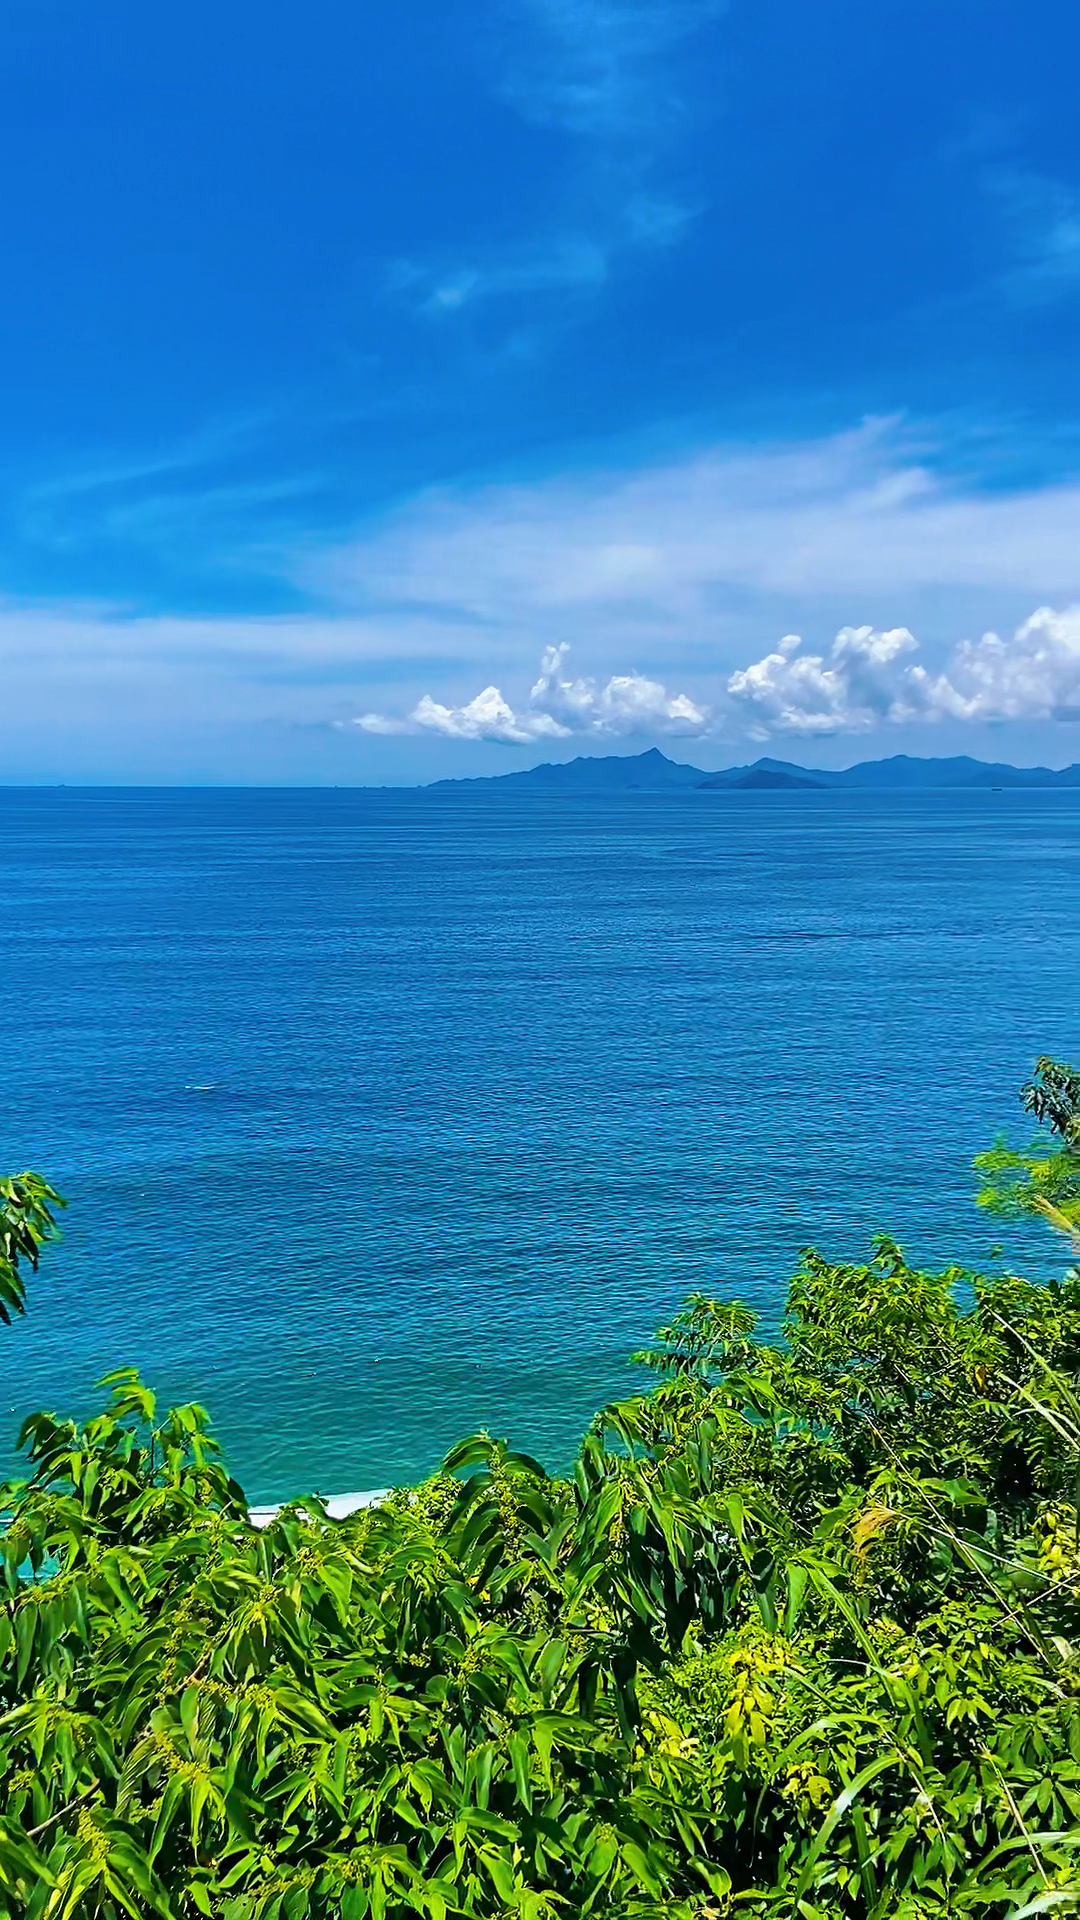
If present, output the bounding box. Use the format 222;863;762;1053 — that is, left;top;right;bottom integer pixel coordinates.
976;1058;1080;1247
0;1173;64;1325
0;1072;1078;1918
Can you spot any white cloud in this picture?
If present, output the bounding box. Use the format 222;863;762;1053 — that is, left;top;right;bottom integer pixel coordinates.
727;606;1080;737
531;640;707;731
728;626;921;736
385;685;566;744
355;643;708;742
923;606;1080;724
316;421;1080;629
8;423;1080;775
357;608;1080;747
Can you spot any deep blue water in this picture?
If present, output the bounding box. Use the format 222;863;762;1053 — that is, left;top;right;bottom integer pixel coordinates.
0;787;1076;1502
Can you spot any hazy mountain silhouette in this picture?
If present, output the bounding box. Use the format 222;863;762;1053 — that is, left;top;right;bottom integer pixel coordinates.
427;749;1080;792
427;746;703;791
699;765;826;790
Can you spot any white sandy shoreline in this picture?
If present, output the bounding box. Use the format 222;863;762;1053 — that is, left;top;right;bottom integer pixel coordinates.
248;1489;390;1528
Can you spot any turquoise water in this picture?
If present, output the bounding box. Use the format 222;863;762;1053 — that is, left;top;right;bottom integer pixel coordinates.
0;787;1076;1502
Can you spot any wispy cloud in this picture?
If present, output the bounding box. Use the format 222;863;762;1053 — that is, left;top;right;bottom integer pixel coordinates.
387;237;610;318
312;419;1080;627
389;0;718;330
17;407;323;574
985;166;1080;301
389;195;698;319
389;201;697;318
502;0;724;140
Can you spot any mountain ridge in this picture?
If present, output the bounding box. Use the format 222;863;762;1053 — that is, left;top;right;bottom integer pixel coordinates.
425;748;1080;792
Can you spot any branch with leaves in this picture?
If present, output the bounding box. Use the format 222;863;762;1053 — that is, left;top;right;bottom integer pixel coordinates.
0;1070;1077;1918
0;1172;64;1325
977;1057;1080;1248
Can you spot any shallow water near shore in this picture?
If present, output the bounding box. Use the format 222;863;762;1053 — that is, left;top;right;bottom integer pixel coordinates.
1;785;1077;1503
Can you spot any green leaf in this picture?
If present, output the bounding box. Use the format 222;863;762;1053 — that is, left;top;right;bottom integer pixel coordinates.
508;1730;533;1810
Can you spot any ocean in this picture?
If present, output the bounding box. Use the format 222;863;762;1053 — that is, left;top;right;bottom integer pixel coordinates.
0;786;1076;1503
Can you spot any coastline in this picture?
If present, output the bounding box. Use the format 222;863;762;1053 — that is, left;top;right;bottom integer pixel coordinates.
248;1488;390;1528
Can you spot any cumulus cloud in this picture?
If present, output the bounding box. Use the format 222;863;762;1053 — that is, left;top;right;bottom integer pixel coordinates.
354;643;708;742
305;421;1080;758
728;606;1080;737
357;607;1080;748
372;686;567;744
728;626;922;736
925;606;1080;723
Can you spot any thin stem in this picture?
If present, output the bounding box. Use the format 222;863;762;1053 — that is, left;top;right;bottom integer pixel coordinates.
27;1778;99;1840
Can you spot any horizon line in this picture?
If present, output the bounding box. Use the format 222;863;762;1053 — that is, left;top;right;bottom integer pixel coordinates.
3;744;1080;793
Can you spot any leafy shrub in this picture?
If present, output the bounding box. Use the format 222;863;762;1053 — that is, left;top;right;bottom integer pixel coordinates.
0;1071;1078;1919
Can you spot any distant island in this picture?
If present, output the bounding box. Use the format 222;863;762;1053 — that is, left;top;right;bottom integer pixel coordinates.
426;747;1080;792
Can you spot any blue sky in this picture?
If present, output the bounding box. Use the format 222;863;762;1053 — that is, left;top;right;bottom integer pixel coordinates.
4;0;1080;780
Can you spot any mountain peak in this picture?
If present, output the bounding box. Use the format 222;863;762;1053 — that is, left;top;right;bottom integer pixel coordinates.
424;749;1080;795
427;748;701;792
